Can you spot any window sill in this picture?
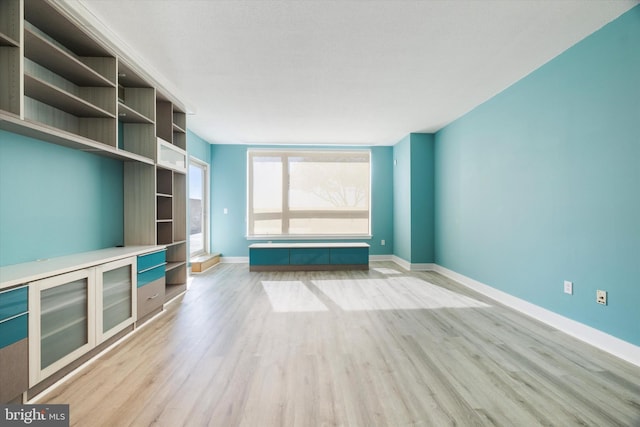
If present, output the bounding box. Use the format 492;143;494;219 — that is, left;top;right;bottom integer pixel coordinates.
247;235;372;241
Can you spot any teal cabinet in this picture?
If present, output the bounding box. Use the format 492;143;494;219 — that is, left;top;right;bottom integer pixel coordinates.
138;265;166;287
0;286;28;349
249;244;369;271
0;285;28;403
330;247;368;265
290;248;330;265
250;248;290;266
137;250;166;273
137;250;166;288
136;250;166;323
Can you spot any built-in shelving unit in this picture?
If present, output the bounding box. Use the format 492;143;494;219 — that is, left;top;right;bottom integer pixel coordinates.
23;1;117;148
155;163;187;301
0;0;190;402
1;0;190;306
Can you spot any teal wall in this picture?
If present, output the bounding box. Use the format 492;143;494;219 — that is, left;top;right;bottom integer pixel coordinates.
434;6;640;345
393;133;435;264
393;135;411;261
187;130;211;164
210;144;394;257
0;130;123;267
410;133;435;264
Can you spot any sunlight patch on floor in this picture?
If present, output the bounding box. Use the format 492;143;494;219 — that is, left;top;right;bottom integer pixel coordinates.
312;276;490;311
373;267;403;275
262;281;329;312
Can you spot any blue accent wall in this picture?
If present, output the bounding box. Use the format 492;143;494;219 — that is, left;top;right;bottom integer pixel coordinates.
393;133;435;264
434;6;640;345
210;144;394;257
187;130;211;164
393;135;411;261
410;133;435;264
0;130;123;267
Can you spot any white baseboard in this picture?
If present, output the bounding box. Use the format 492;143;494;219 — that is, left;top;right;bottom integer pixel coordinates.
390;256;436;272
429;264;640;368
369;255;394;262
220;256;249;264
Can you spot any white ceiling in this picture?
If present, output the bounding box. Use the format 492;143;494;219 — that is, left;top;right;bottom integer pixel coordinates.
71;0;637;146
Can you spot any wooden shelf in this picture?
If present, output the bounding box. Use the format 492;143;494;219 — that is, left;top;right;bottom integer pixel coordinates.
24;74;115;119
118;102;153;124
165;261;184;272
24;27;115;88
0;111;154;165
118;61;152;88
25;1;113;58
172;122;185;134
0;31;19;47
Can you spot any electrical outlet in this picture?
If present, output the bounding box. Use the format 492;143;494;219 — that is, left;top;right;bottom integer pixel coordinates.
381;240;385;246
564;281;573;295
596;290;607;305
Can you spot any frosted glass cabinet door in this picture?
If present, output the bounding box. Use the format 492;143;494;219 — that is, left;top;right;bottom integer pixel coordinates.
96;257;136;343
29;269;96;386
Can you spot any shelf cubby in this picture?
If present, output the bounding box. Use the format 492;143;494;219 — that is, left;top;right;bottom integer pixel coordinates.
0;0;21;47
173;172;187;242
24;24;115;88
156;195;172;221
0;0;22;116
156;168;173;196
156;222;173;245
117;60;156;159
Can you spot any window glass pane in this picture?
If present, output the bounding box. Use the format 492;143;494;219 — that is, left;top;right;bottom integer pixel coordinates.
41;279;88;369
252;157;282;213
289;161;369;210
253;219;282;235
102;266;132;332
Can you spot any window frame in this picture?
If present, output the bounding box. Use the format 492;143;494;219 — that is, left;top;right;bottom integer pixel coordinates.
188;157;210;256
247;149;372;240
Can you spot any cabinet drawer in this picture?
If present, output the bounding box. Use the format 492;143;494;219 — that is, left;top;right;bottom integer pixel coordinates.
0;286;28;322
290;248;330;265
0;313;28;349
250;248;290;266
137;250;166;273
330;247;368;265
137;264;165;288
137;277;165;320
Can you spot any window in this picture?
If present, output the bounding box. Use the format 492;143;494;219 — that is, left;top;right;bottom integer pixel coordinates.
189;158;209;256
248;150;370;238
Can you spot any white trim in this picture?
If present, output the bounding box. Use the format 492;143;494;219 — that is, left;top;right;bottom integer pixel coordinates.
247;235;372;241
189;156;210;257
430;264;640;367
390;256;436;272
369;255;393;262
220;257;249;264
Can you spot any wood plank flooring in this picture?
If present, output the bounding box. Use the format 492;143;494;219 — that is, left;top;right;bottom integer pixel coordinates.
39;263;640;426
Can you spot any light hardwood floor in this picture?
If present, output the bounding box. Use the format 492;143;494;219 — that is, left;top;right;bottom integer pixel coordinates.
39;263;640;426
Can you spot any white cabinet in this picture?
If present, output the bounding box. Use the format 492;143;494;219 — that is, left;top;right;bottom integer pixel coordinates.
95;257;136;343
29;269;96;386
28;256;137;386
